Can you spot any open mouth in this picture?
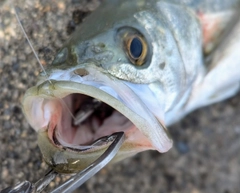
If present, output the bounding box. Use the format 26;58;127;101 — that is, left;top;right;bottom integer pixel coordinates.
22;68;173;172
22;78;174;173
52;93;134;151
23;67;173;164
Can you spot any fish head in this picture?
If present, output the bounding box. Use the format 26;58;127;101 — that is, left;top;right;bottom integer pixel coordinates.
22;0;201;173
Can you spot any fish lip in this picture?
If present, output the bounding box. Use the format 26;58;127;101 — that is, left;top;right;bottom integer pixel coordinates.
49;122;124;152
37;129;116;173
51;126;116;152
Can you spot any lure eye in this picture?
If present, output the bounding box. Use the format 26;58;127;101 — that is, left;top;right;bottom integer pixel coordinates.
126;35;147;66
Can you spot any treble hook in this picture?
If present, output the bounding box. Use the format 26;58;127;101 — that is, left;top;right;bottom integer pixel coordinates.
1;132;125;193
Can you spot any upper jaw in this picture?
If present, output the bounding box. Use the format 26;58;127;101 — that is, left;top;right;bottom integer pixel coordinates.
22;66;172;172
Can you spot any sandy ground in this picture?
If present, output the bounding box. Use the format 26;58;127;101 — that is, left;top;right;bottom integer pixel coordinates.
1;1;240;193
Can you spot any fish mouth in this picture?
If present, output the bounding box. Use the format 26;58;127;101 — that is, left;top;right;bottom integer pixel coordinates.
22;66;172;173
51;93;138;151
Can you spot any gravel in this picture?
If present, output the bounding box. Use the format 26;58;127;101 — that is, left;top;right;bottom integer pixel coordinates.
1;1;240;193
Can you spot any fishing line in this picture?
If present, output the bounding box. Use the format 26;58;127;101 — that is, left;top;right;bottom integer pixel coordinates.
58;98;78;123
13;6;77;121
13;7;52;85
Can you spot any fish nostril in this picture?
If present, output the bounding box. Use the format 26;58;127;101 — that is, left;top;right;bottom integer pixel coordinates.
74;68;89;77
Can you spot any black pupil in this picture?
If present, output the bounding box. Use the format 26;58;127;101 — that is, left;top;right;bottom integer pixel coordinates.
130;37;142;58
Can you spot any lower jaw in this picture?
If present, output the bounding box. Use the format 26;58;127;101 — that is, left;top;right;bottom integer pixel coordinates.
38;128;152;173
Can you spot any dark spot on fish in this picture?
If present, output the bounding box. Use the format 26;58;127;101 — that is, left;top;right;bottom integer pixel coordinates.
74;68;89;77
98;43;105;48
159;62;165;70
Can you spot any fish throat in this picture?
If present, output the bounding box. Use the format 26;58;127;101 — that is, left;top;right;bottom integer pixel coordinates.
51;93;133;151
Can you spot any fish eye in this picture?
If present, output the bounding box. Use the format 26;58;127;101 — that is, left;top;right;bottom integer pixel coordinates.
126;35;147;66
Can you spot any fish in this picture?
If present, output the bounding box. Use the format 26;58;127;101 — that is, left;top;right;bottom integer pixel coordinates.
0;1;240;192
20;0;240;174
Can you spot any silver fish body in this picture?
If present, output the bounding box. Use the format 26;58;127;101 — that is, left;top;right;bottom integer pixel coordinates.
22;0;240;173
